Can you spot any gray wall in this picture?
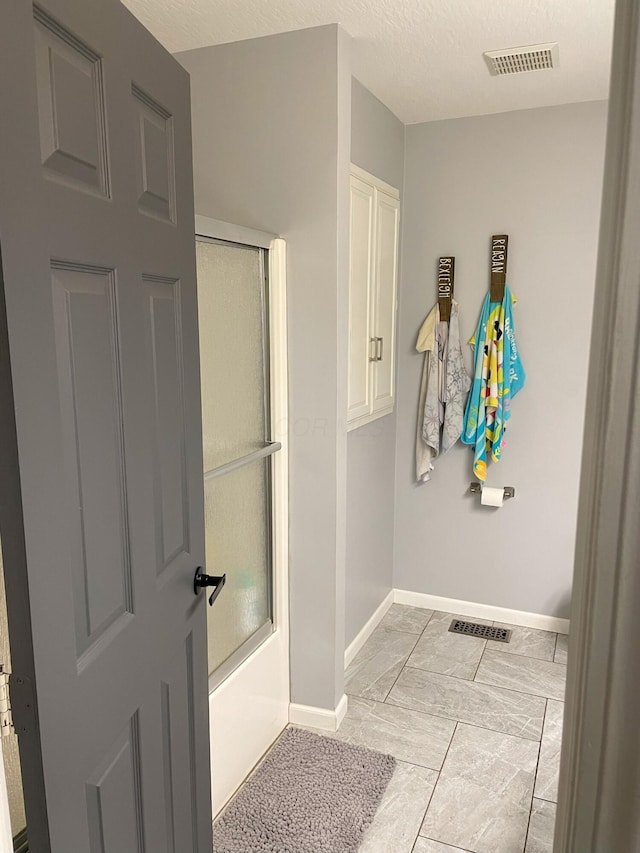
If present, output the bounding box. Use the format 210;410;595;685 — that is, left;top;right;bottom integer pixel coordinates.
346;79;404;645
178;25;351;710
394;101;608;618
351;78;404;189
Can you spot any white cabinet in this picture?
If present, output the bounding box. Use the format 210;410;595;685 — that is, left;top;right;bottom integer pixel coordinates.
348;166;400;430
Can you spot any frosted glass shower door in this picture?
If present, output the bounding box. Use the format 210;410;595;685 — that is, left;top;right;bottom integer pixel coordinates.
197;239;274;682
196;229;289;816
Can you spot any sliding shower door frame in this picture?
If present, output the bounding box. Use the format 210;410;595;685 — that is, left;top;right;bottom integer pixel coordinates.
195;215;290;816
197;233;277;692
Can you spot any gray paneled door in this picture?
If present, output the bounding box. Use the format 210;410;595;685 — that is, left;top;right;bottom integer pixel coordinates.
0;2;212;851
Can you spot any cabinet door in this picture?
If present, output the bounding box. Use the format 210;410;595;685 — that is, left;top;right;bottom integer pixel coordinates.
372;189;400;414
348;176;375;422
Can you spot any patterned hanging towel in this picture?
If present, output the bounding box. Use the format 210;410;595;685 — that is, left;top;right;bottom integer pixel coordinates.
461;285;525;481
416;300;471;482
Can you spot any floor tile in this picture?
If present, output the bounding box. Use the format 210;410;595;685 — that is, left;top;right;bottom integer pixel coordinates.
413;838;472;852
380;604;434;634
420;724;538;853
387;667;545;741
534;700;564;803
407;612;488;680
475;650;566;701
554;634;569;665
488;623;557;662
326;695;455;770
345;627;418;701
525;799;557;853
359;761;438;853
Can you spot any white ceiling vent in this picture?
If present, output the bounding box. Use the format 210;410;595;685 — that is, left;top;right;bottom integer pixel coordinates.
484;43;559;76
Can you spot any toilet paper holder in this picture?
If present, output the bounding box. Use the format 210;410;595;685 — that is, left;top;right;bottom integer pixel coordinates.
470;482;515;499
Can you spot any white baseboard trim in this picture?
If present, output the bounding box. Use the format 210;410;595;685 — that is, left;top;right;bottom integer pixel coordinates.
344;590;394;669
289;693;348;732
393;589;570;635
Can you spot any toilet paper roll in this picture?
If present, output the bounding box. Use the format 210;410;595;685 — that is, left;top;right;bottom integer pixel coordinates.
481;486;504;507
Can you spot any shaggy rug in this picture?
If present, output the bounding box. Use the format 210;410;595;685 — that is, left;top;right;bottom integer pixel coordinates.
213;726;396;853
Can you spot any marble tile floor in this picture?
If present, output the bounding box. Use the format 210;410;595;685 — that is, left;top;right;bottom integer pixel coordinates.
326;606;567;853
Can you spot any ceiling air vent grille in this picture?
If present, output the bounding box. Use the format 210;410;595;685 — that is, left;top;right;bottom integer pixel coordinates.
484;43;559;76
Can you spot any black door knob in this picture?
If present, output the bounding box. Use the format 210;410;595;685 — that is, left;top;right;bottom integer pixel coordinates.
193;567;226;606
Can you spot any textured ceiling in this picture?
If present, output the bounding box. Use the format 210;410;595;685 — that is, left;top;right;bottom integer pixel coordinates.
121;0;615;124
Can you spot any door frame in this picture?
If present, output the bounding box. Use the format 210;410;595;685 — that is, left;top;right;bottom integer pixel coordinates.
555;0;640;850
194;215;290;815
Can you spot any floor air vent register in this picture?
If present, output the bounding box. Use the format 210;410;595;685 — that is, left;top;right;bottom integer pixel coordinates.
449;620;512;643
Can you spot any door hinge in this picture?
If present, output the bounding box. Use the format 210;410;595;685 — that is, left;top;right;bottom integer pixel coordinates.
0;664;13;736
0;664;34;736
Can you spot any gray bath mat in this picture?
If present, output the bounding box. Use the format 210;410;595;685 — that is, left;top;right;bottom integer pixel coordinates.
213;726;396;853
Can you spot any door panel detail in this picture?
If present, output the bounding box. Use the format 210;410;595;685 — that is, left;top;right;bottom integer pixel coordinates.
51;262;133;660
160;657;196;850
33;6;109;197
372;190;399;412
347;177;374;422
85;712;144;853
160;682;176;853
144;275;189;572
132;85;176;223
186;632;198;853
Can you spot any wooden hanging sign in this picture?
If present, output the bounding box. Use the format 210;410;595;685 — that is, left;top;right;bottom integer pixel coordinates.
438;256;455;322
490;234;508;302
